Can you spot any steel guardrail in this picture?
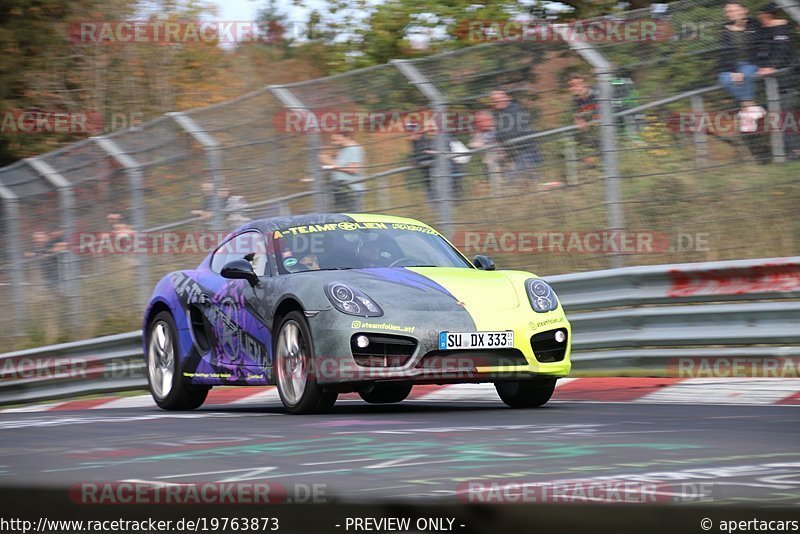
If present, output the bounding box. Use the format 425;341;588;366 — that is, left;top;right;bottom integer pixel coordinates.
1;256;799;405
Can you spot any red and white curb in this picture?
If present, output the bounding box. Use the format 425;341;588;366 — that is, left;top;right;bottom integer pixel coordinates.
3;378;800;413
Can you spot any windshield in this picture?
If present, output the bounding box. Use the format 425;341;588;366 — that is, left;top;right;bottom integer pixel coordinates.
272;221;472;273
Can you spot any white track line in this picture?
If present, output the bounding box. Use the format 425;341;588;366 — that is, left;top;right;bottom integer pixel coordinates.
634;378;800;405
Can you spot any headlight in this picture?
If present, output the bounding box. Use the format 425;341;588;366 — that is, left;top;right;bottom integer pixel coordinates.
325;282;383;317
525;278;559;313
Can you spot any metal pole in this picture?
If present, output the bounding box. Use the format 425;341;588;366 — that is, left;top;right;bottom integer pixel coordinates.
308;131;327;212
597;72;624;269
168;112;225;229
564;132;579;185
554;25;622;267
93;137;150;310
774;0;800;24
0;189;27;335
690;95;708;168
268;85;326;213
392;59;453;239
764;77;786;164
25;158;82;331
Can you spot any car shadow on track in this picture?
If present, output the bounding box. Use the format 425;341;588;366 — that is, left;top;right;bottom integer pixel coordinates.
199;401;569;415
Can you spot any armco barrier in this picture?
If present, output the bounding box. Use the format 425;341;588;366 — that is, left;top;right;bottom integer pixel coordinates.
1;256;799;405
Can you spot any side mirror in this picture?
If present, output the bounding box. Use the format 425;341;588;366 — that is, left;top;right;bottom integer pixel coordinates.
221;259;259;287
472;255;496;271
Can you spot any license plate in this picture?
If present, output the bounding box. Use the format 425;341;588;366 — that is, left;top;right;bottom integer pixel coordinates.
438;331;514;350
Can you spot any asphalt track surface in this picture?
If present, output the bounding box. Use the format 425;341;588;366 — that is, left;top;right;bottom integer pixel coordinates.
0;398;798;506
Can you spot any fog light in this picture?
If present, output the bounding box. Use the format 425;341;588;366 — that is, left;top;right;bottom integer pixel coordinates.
356;335;370;348
554;330;566;343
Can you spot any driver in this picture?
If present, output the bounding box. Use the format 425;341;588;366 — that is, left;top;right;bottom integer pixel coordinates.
355;234;392;268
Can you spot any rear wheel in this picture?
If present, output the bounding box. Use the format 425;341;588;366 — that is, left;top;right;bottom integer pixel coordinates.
495;377;556;408
274;311;338;414
146;311;208;410
359;382;413;404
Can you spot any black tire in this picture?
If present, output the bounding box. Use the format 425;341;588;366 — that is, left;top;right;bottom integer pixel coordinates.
273;311;338;414
146;311;209;410
359;382;413;404
495;377;556;408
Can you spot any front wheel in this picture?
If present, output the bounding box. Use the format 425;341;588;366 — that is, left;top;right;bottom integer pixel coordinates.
274;311;338;414
146;311;208;410
359;382;413;404
495;377;556;408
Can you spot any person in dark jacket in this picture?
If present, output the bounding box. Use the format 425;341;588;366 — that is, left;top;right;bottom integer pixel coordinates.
718;1;766;132
407;120;466;201
756;2;798;159
756;3;795;77
490;90;542;184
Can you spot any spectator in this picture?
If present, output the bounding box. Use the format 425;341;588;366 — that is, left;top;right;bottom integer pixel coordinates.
489;89;542;185
219;188;249;226
468;110;504;194
45;227;67;286
567;74;600;165
718;1;766;132
756;2;798;160
408;120;467;201
319;130;365;212
24;230;51;286
190;183;248;227
407;120;435;197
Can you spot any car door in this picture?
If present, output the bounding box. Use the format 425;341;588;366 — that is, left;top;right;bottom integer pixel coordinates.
202;231;271;382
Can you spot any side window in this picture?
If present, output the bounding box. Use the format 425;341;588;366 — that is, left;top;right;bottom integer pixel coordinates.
211;231;269;275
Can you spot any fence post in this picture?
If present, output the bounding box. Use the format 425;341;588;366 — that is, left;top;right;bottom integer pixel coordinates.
555;27;623;268
764;77;786;164
268;85;327;213
690;94;708;168
597;72;624;269
564;132;579;185
774;0;800;24
94;137;150;310
392;59;453;239
168;112;225;229
26;158;82;332
0;187;26;335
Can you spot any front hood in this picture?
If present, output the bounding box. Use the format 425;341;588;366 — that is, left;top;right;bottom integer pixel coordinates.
407;267;521;311
295;267;522;312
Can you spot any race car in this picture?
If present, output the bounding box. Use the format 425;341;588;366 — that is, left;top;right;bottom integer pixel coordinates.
143;213;571;413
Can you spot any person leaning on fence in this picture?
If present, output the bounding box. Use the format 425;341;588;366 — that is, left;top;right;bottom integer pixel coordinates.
319;130;365;212
468;110;504;194
489;90;542;186
756;2;799;160
567;74;600;166
407;120;435;198
718;1;767;133
407;120;468;202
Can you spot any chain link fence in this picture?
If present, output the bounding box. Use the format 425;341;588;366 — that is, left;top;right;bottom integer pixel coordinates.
1;0;799;349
